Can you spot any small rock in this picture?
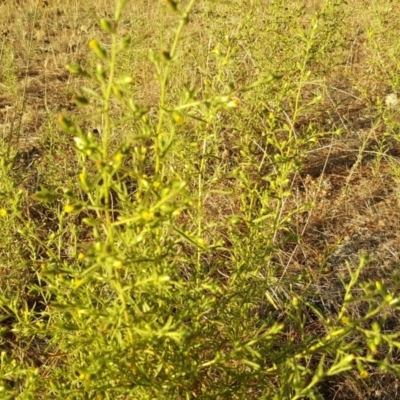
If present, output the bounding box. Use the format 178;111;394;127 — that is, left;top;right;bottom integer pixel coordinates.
385;93;399;109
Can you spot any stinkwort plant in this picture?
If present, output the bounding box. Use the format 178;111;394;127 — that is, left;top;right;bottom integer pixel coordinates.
1;1;400;399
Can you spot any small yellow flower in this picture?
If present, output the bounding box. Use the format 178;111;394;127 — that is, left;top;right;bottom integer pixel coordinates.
359;370;369;379
58;114;74;131
79;373;91;381
79;172;89;190
0;209;7;217
118;76;135;85
89;39;107;59
196;238;206;247
341;316;351;325
114;153;124;163
64;204;75;213
172;112;184;125
77;253;85;261
73;279;84;288
141;211;154;221
385;294;393;303
112;85;123;98
227;97;240;108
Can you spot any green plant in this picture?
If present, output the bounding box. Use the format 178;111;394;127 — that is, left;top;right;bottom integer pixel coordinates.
1;0;400;399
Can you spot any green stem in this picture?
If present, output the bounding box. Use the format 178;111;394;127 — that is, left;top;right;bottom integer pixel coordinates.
101;26;119;244
155;0;196;175
103;33;118;159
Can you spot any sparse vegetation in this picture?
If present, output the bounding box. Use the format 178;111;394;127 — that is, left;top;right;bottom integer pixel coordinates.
2;0;400;398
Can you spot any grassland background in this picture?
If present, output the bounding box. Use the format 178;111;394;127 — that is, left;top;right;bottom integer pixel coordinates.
1;0;400;398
